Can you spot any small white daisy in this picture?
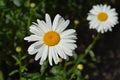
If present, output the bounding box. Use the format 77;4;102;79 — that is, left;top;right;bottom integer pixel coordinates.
24;14;77;66
87;4;118;33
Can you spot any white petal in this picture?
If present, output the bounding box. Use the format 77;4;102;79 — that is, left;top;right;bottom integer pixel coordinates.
24;35;41;42
97;24;104;33
89;9;98;15
55;45;67;59
87;14;95;20
30;25;43;36
89;18;99;29
49;47;53;66
56;20;70;33
35;45;44;61
92;20;100;29
61;35;77;39
93;5;101;13
67;35;77;39
40;45;48;63
28;48;39;55
45;14;52;30
103;4;107;11
61;29;76;36
58;44;73;56
61;39;76;43
62;42;77;50
52;14;61;30
57;17;65;26
27;41;43;55
51;47;59;64
37;19;49;32
53;47;59;64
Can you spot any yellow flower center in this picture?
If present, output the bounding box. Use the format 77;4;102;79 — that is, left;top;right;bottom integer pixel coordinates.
97;12;108;22
43;31;60;46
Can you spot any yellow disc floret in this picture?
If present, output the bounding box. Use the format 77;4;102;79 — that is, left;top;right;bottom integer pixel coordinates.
97;12;108;22
43;31;60;46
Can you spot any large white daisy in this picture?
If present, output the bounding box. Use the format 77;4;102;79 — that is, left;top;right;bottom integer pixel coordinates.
87;4;118;33
24;14;77;66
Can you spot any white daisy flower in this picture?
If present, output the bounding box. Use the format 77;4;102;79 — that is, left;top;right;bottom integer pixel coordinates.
87;4;118;33
24;14;77;66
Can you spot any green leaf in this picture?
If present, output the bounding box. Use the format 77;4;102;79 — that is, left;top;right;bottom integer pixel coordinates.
87;62;96;68
40;61;48;75
24;73;40;80
76;70;82;80
89;50;96;61
85;44;93;54
12;55;20;65
13;0;21;7
0;0;5;6
9;69;18;76
20;77;26;80
65;61;74;67
73;52;77;60
0;71;4;80
21;55;27;60
21;65;28;72
50;66;66;79
23;0;30;7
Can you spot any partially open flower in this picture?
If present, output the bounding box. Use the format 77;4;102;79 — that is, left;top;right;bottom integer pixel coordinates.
30;2;35;8
74;20;79;25
16;46;22;53
77;64;84;71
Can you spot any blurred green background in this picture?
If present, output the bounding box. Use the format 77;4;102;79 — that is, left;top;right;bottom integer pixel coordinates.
0;0;120;80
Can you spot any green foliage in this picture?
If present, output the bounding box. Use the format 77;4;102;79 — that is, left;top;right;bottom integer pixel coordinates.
0;0;117;80
0;71;4;80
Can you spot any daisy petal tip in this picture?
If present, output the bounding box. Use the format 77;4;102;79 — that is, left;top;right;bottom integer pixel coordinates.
56;13;60;16
37;19;41;23
39;61;44;65
45;13;49;17
67;20;70;24
49;63;53;66
28;52;33;55
45;13;48;15
55;60;59;64
24;37;28;40
69;53;73;56
35;57;38;61
39;63;43;65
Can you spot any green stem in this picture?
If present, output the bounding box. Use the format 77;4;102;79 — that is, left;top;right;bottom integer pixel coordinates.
18;53;22;80
74;25;77;29
78;33;100;65
69;33;100;80
85;33;100;54
40;60;49;78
